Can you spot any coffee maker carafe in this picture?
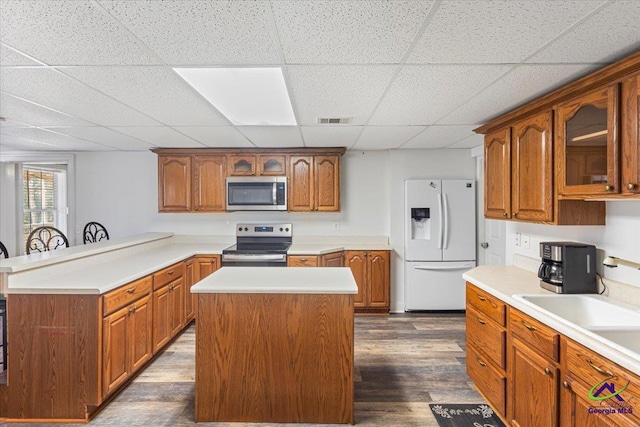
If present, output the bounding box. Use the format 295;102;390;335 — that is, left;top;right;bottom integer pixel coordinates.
538;242;597;294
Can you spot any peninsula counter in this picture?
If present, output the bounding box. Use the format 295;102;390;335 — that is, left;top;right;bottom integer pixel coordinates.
191;267;357;424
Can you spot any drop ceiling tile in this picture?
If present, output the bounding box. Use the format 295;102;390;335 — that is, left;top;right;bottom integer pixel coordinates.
353;126;426;150
287;65;396;125
44;127;154;151
62;67;230;126
370;65;510;125
0;119;30;128
272;0;435;64
174;127;254;148
439;64;599;125
99;0;280;65
0;127;108;150
0;0;162;65
0;67;160;126
527;1;640;64
400;125;477;149
301;126;362;148
109;127;204;148
0;93;94;127
1;134;67;151
237;126;303;148
0;44;41;65
446;133;484;149
408;0;604;64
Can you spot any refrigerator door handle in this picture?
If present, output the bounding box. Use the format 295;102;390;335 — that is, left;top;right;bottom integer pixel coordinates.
443;192;449;249
437;193;444;249
413;264;474;271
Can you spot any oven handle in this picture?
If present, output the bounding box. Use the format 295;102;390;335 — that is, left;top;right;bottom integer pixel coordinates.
222;253;287;262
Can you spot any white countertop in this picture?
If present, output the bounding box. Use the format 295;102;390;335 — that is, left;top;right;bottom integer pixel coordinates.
464;265;640;375
191;266;358;294
287;243;393;255
4;242;229;295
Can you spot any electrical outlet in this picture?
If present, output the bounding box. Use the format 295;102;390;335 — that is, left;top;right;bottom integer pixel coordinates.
521;234;530;249
514;233;521;247
332;222;340;232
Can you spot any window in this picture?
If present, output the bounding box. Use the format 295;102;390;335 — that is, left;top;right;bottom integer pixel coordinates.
22;164;68;248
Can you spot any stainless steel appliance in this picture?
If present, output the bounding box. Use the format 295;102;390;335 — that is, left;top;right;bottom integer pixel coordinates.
222;223;292;267
538;241;597;294
404;179;476;310
226;176;287;211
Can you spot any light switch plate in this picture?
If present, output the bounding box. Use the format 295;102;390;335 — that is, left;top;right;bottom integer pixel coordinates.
332;222;340;232
521;234;530;249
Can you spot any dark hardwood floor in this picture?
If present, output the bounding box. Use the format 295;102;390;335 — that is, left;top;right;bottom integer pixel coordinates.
12;313;486;426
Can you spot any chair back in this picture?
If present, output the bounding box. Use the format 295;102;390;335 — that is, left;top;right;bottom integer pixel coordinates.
26;226;69;254
0;241;8;258
83;222;110;244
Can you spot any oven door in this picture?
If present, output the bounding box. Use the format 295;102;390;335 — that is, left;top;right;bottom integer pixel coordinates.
221;253;287;267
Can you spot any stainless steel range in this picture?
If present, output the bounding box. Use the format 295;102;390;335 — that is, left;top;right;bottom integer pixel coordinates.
221;223;292;267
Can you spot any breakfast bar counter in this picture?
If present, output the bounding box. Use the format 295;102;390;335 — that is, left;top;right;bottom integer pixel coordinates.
191;267;357;424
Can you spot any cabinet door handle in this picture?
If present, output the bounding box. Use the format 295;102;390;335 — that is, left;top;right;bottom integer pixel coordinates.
513;212;518;218
587;359;614;377
544;367;553;377
477;317;486;325
477;295;487;301
503;212;508;217
127;287;136;294
562;381;571;390
299;258;307;262
129;306;136;314
628;183;637;190
605;185;613;191
521;320;537;332
167;270;174;275
476;357;486;367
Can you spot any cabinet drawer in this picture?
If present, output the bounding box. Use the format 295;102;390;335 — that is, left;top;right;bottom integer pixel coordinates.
466;305;506;369
287;256;319;267
565;339;640;417
103;276;152;316
467;343;506;416
153;262;185;290
466;283;506;326
510;309;559;361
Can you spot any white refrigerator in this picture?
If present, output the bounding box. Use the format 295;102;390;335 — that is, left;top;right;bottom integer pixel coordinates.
404;179;476;310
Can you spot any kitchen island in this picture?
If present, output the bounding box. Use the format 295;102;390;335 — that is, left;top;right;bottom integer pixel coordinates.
191;266;357;424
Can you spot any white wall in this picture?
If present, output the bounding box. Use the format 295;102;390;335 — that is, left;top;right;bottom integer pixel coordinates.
388;149;477;312
0;163;17;256
505;201;640;288
74;150;390;240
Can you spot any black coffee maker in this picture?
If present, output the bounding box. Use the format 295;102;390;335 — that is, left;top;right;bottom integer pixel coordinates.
538;242;597;294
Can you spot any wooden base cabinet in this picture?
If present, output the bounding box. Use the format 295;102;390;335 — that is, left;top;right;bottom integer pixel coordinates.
102;294;153;397
345;250;390;313
152;262;185;352
287;251;344;268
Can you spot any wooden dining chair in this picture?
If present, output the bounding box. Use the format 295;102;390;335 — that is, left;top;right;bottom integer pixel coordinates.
83;222;110;244
25;226;69;254
0;241;8;259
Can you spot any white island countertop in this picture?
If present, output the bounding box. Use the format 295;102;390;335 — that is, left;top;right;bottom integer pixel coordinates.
191;266;358;294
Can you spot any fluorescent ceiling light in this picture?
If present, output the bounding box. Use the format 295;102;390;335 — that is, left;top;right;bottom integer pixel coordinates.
174;67;296;126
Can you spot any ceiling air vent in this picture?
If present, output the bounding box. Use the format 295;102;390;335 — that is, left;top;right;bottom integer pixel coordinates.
317;117;352;124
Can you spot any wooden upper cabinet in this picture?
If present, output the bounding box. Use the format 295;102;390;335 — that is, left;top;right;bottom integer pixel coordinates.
289;155;340;212
621;73;640;195
557;84;620;197
193;155;226;212
257;155;286;176
158;155;191;212
227;155;256;176
289;156;314;211
511;111;553;222
484;128;511;220
315;155;340;211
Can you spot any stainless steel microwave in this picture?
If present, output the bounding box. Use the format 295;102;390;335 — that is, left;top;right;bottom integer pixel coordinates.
226;176;287;211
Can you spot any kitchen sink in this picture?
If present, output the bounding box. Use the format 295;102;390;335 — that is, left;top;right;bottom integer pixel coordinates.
512;294;640;329
513;293;640;359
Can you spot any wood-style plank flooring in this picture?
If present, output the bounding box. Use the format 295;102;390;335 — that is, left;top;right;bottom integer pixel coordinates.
13;313;486;426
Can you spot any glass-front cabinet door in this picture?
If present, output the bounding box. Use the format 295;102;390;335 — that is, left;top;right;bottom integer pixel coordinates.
556;84;619;196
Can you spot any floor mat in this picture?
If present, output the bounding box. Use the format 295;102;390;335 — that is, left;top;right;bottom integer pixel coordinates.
429;403;506;427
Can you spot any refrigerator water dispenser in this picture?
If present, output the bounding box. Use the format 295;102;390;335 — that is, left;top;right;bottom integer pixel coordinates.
410;208;430;240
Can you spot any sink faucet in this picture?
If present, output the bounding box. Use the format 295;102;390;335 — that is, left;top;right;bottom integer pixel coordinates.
603;256;640;270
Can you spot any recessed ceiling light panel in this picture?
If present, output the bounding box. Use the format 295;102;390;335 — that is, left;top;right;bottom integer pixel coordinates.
174;67;296;126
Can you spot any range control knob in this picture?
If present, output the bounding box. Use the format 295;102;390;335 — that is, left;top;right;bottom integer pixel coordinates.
279;227;283;232
244;227;248;231
285;227;290;232
238;227;242;231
